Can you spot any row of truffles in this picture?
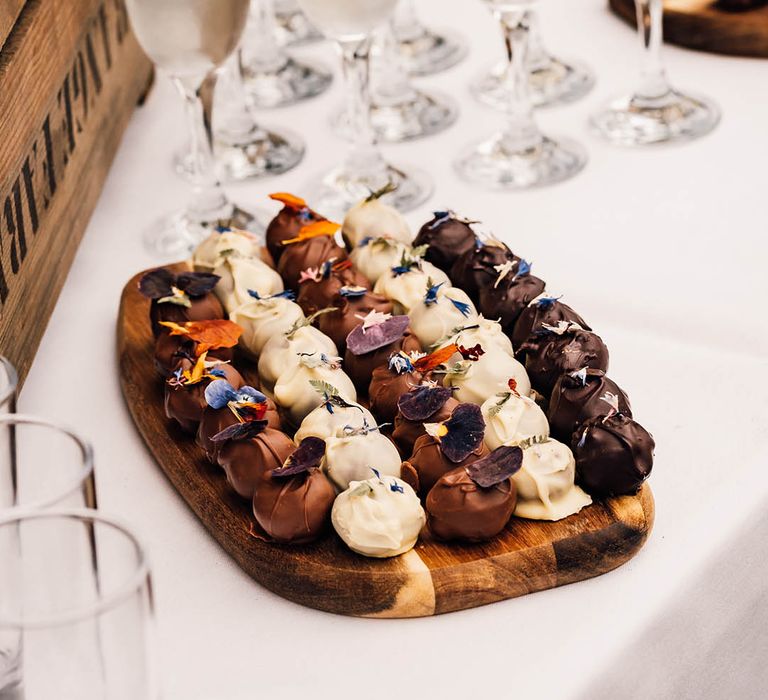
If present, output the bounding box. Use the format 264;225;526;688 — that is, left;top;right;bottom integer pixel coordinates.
137;192;654;559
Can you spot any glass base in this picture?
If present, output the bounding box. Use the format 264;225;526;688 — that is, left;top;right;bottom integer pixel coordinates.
304;162;433;220
273;3;323;46
143;205;262;260
331;89;458;143
242;55;332;109
589;88;720;146
473;55;595;110
396;26;468;76
454;131;587;190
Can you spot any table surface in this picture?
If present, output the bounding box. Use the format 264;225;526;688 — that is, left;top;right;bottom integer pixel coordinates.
19;1;768;699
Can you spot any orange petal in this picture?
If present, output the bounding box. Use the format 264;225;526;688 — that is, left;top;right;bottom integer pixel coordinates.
414;344;459;373
182;319;243;354
269;192;308;210
281;220;340;245
158;321;188;336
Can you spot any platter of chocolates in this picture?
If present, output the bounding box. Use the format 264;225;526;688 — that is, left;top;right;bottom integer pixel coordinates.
117;192;655;618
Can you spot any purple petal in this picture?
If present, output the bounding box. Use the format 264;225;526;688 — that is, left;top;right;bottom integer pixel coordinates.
272;437;326;478
397;385;453;421
439;403;485;463
346;315;410;356
466;446;523;488
138;269;175;299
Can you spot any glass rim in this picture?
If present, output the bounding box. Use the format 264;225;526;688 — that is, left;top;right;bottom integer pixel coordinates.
0;507;151;629
0;355;18;409
0;413;95;512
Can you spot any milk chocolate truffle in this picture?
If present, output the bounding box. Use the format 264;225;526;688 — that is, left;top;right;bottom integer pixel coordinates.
164;357;244;434
139;268;225;337
317;287;393;353
344;314;421;394
511;295;591;358
265;193;325;262
215;421;297;500
548;369;631;443
525;323;609;396
412;211;478;272
153;330;234;378
296;260;370;317
153;318;241;377
403;403;489;497
393;385;460;457
426;446;522;542
449;238;520;301
477;260;546;333
253;437;335;544
573;413;654;498
277;233;348;291
368;353;426;423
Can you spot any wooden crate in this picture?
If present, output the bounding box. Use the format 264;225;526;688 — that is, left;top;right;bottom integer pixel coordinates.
0;0;153;386
0;0;26;50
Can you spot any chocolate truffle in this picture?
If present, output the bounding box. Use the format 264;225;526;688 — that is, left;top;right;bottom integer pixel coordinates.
426;446;522;542
341;192;412;249
230;293;305;359
449;238;519;301
512;296;591;358
265;193;324;262
368;357;425;424
442;345;531;405
525;324;609;396
323;429;402;491
343;315;422;394
216;424;297;500
153;332;233;378
153;318;241;377
408;284;478;349
373;258;450;315
277;234;348;291
253;438;335;544
392;385;460;457
296;261;370;317
477;260;546;333
139;268;225;337
573;414;654;498
548;370;631;443
481;388;549;451
349;238;410;285
212;253;284;313
412;211;478;272
317;287;393;353
164;358;244;434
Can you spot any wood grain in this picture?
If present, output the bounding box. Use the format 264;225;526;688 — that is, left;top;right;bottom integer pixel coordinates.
118;264;655;618
609;0;768;58
0;0;25;51
0;0;153;386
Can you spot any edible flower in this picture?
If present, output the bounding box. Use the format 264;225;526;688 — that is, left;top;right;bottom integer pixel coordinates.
281;220;340;245
167;352;227;388
269;192;309;210
247;289;296;301
204;379;267;423
159;319;242;354
139;268;219;304
424;280;444;306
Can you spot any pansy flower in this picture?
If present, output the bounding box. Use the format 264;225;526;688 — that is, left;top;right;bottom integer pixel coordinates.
139;268;219;307
423;403;485;463
204;379;268;422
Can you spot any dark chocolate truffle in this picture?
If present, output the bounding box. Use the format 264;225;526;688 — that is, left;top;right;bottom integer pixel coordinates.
393;391;459;457
405;435;489;497
477;264;546;333
412;211;478;272
449;239;520;301
296;262;370;317
573;414;654;498
525;325;609;396
277;236;348;291
548;370;631;443
265;194;324;262
368;364;424;424
511;297;591;358
426;466;516;542
317;289;393;353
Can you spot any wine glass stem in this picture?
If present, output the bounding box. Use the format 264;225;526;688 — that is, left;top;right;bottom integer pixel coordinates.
374;21;415;103
635;0;669;99
393;0;421;43
217;50;268;144
498;9;541;152
339;37;387;181
173;78;231;224
243;0;285;73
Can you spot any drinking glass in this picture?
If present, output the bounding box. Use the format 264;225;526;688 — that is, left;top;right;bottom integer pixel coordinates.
125;0;256;259
0;358;17;416
392;0;468;75
455;1;586;190
472;7;594;109
296;0;432;218
274;0;322;45
332;19;458;142
589;0;720;145
0;510;156;699
242;0;332;109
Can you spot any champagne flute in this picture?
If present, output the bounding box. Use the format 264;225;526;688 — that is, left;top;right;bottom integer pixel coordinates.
472;7;594;109
125;0;255;258
241;0;332;109
590;0;720;145
392;0;468;76
455;1;586;189
295;0;432;218
274;0;323;45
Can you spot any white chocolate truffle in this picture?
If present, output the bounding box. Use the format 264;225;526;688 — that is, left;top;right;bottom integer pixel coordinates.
433;316;515;358
192;229;263;272
513;439;592;521
481;391;549;451
332;476;425;558
323;430;402;491
273;353;357;428
257;324;338;396
230;295;305;358
212;255;284;313
294;401;376;443
349;238;410;285
342;197;412;249
408;285;478;348
442;346;531;405
373;262;450;315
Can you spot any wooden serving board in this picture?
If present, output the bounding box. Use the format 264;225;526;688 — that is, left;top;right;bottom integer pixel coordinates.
610;0;768;58
117;264;655;618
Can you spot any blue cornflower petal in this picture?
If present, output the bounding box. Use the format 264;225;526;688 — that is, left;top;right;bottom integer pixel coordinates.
390;481;404;493
450;298;473;317
204;379;239;409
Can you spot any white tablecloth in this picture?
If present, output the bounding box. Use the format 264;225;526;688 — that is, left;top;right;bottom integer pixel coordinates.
19;1;768;698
